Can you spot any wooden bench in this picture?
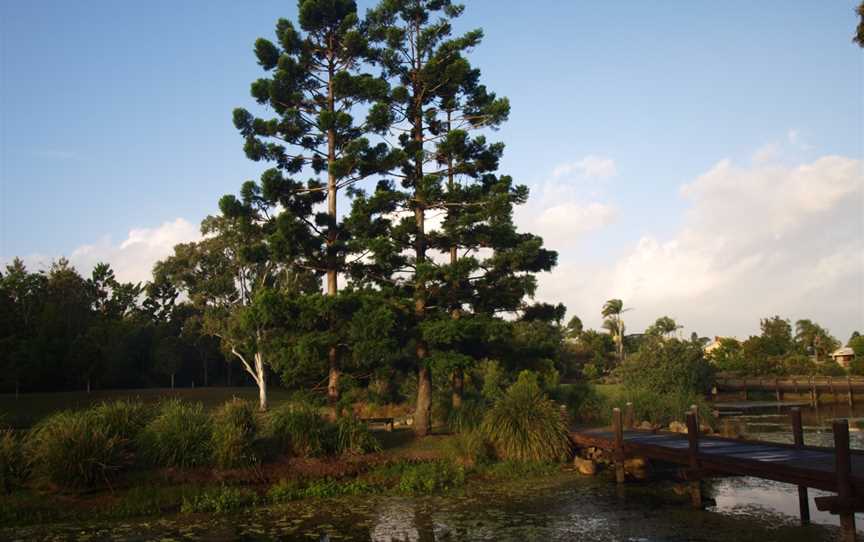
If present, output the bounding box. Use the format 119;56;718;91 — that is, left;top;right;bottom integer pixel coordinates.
362;417;395;432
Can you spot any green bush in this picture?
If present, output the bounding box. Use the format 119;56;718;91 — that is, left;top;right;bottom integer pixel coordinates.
180;485;258;514
334;415;381;455
267;478;375;502
397;461;465;494
212;399;259;469
91;399;152;442
481;372;572;462
620;337;713;395
266;402;332;457
0;429;27;493
137;400;212;468
27;410;130;491
624;387;715;428
552;382;609;424
443;430;491;467
446;398;486;434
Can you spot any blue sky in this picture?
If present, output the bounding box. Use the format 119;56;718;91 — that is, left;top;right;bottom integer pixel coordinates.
1;1;862;340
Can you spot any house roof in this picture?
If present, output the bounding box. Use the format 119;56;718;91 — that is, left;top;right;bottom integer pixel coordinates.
832;347;855;357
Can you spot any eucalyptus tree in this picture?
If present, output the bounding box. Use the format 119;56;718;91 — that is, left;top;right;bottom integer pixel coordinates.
350;0;556;433
155;190;318;411
232;0;395;402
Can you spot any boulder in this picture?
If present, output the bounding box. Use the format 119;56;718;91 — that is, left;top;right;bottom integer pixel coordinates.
669;421;688;434
573;456;597;476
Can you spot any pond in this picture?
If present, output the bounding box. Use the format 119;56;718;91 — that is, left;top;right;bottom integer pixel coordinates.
4;403;862;542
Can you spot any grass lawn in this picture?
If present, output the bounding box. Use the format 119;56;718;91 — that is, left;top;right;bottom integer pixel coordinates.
0;387;297;429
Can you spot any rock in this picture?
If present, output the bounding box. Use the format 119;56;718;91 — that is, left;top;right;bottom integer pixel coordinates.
573;456;597;476
639;421;653;431
624;457;647;471
669;421;688;434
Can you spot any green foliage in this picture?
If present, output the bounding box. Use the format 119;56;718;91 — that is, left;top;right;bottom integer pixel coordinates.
91;399;152;442
621;337;713;395
180;485;258;514
480;372;572;462
334;415;381;455
211;399;259;468
446;398;486;434
477;460;559;480
266;401;332;457
475;359;508;403
552;382;609;424
266;477;376;502
850;335;864;357
849;355;864;376
0;429;27;493
622;387;715;428
397;461;466;494
137;400;212;468
27;409;130;491
443;430;492;467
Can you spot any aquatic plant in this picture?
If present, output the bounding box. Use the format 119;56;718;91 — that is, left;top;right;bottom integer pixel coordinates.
481;371;572;462
180;485;258;514
397;460;465;494
211;398;259;468
137;399;212;468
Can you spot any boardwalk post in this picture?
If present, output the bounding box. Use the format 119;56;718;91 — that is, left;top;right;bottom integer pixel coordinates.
624;402;634;429
686;411;702;509
612;408;626;483
833;419;856;542
790;408;810;525
848;376;854;407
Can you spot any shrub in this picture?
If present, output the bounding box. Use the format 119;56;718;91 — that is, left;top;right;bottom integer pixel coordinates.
397;461;465;494
212;399;259;469
620;336;713;395
27;410;130;491
91;399;152;442
180;485;258;514
481;371;572;462
0;429;27;493
624;387;715;428
266;402;331;457
553;383;609;425
334;415;381;455
446;398;486;434
443;430;491;467
267;478;375;502
137;400;212;468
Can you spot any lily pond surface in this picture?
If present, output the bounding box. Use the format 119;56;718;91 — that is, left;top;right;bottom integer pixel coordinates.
4;403;864;542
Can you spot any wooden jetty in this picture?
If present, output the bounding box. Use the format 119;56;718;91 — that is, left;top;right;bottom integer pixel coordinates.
570;405;863;541
714;375;864;406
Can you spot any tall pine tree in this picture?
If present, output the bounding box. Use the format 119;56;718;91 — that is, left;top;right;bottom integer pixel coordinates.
232;0;394;402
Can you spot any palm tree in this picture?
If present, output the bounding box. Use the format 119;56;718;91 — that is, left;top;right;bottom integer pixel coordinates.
602;299;630;364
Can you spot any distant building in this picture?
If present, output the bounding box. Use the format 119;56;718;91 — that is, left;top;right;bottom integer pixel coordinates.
831;347;856;368
704;336;738;355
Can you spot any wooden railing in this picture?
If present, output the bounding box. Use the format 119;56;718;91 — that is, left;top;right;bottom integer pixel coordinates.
713;375;864;405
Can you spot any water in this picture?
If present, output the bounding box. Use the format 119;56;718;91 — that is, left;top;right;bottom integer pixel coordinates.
3;403;861;541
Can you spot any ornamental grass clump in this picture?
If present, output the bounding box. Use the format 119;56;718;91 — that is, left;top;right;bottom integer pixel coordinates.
334;415;381;455
91;399;152;442
481;371;572;463
0;428;28;493
266;401;331;457
26;410;130;491
212;399;259;468
137;399;212;468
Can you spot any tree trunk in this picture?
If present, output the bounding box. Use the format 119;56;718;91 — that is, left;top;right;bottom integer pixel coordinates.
15;379;19;400
415;362;433;436
202;353;209;387
328;347;340;404
86;377;91;394
170;373;175;389
325;56;341;403
255;351;268;411
451;368;464;409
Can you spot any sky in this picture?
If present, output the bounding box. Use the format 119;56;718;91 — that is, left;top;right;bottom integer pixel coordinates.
1;1;862;341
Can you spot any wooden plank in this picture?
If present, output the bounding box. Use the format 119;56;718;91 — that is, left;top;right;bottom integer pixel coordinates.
791;408;810;525
834;420;857;541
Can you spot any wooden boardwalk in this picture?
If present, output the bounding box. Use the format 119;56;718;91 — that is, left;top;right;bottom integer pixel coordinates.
570;407;863;541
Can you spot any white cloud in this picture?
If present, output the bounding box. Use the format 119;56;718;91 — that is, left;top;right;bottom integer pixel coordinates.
535;153;864;340
516;161;618;250
553;155;617;179
69;218;201;284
